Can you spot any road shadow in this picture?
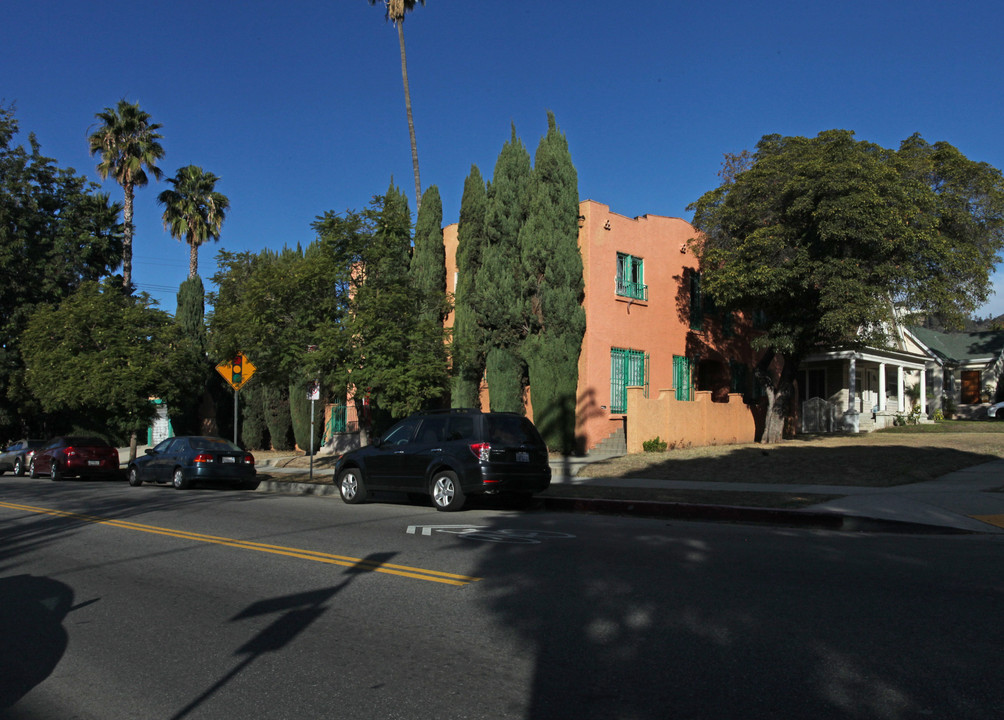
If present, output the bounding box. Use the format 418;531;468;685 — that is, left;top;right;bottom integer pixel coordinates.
0;574;78;710
464;512;1004;718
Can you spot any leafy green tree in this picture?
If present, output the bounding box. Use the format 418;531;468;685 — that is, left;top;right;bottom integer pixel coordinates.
0;105;122;437
21;281;177;439
88;100;164;290
479;125;532;413
209;242;349;389
368;0;425;209
519;112;584;452
157;165;229;279
331;184;448;430
451;165;489;407
689;129;1004;442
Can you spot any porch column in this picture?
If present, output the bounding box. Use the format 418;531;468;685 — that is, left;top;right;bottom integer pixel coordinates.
919;369;927;416
897;366;905;412
848;356;857;410
844;356;860;432
878;363;887;412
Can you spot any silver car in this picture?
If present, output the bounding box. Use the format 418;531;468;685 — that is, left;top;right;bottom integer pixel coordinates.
0;439;47;476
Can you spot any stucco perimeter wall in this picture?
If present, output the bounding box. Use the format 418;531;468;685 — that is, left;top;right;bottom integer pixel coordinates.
625;386;756;452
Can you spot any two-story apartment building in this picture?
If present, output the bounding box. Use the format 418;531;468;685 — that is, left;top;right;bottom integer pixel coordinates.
444;199;760;453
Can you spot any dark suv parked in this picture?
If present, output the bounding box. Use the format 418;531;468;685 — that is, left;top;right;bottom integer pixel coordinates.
334;409;551;511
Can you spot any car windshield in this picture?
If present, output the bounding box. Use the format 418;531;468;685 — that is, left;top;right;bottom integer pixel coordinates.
64;437;109;447
190;437;242;452
485;415;542;446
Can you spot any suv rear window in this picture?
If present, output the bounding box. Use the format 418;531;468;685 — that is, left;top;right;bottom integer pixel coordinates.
484;415;542;446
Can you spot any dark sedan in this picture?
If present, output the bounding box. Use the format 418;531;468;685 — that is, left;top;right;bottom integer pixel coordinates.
127;436;257;490
29;436;121;481
0;439;46;476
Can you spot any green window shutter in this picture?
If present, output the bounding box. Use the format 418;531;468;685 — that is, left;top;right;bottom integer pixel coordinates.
721;310;734;337
673;355;693;401
689;271;702;330
616;253;648;301
328;405;348;433
729;361;749;396
611;348;646;413
611;349;626;413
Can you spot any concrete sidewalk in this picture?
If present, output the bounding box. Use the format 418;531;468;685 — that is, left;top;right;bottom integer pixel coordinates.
550;461;1004;534
128;447;1004;534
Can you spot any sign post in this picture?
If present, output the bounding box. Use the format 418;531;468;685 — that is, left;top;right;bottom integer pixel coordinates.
307;380;320;481
216;353;257;444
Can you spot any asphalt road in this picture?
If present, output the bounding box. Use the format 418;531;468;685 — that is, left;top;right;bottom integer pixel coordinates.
1;477;1003;720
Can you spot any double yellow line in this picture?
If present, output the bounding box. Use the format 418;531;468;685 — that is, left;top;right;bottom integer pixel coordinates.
0;500;481;587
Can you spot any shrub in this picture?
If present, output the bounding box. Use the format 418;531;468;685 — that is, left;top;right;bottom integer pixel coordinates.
642;436;668;452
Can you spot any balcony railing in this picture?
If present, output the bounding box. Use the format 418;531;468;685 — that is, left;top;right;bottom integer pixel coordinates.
616;281;648;301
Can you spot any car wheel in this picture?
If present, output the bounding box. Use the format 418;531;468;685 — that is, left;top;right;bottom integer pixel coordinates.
338;468;367;504
13;457;23;476
128;466;143;487
431;470;466;512
240;479;260;491
49;463;62;481
29;458;38;479
172;468;191;490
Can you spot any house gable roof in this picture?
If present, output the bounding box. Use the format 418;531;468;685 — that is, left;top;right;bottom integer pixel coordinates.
908;326;1004;364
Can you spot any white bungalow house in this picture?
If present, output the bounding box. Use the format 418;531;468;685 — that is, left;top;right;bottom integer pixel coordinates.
907;327;1004;419
798;344;929;433
797;322;1004;432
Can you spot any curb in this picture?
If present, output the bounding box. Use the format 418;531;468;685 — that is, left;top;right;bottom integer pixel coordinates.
253;476;969;534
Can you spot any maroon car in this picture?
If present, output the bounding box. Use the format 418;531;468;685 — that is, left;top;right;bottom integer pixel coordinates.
29;436;121;481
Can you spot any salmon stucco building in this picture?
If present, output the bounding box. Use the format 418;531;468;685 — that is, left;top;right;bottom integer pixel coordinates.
444;199;763;454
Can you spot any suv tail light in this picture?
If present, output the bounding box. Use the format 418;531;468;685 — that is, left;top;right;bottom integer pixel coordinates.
193;453;214;464
469;442;491;461
243;454;255;465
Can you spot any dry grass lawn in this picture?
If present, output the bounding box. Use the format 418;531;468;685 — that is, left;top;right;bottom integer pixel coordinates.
576;425;1004;487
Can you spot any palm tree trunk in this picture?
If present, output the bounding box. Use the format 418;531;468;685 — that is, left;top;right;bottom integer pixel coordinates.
123;184;134;290
398;21;422;211
189;240;199;279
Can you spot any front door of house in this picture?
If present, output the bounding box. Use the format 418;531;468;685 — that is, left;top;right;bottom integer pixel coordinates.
961;370;980;404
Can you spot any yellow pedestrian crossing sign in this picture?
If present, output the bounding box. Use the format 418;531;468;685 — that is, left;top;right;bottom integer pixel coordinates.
216;353;256;391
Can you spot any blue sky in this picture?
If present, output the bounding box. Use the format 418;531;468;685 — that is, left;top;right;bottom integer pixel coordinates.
4;0;1004;317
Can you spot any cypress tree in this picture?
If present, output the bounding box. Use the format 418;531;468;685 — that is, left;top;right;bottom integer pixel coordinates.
410;184;446;322
289;377;327;454
262;382;293;451
348;182;447;427
172;276;212;436
479;125;532;413
451;165;488;408
520;112;584;453
241;381;268;450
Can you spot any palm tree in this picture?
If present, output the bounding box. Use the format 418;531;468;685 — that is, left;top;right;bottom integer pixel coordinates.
369;0;425;210
157;165;230;279
88;100;165;290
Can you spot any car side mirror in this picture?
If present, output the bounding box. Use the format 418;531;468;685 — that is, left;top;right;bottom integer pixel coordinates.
145;448;157;456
